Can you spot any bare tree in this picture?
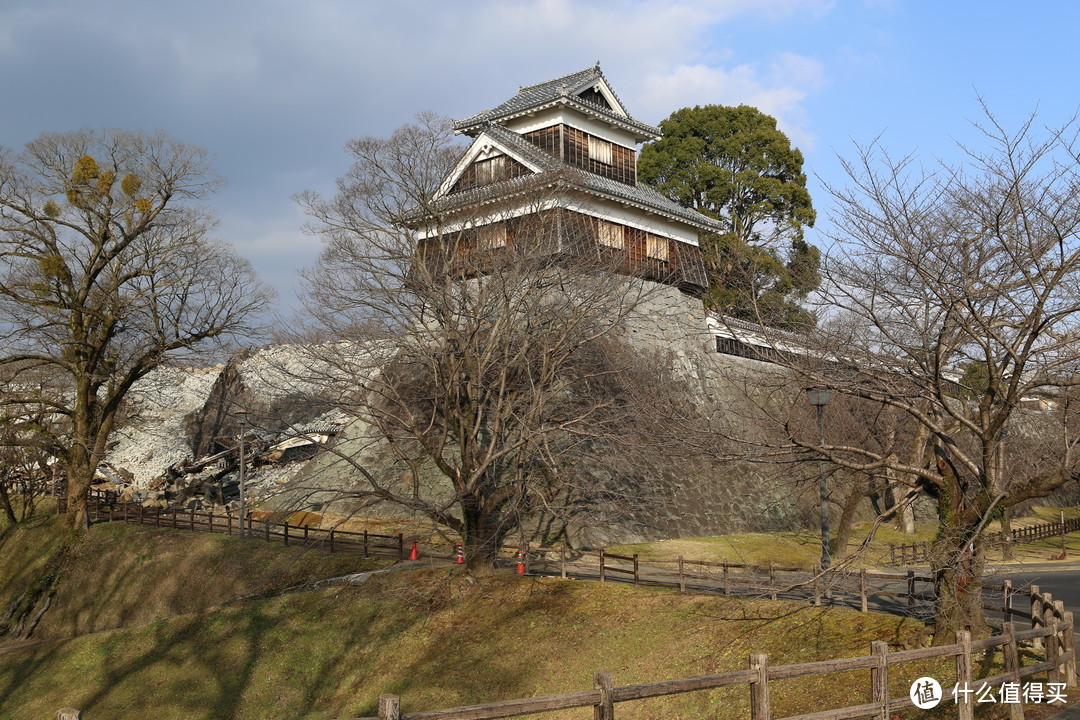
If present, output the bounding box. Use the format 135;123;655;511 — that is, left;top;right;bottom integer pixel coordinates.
0;129;272;530
0;396;58;525
295;115;694;570
761;108;1080;638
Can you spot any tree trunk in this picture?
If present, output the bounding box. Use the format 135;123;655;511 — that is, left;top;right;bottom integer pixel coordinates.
1000;506;1013;560
832;484;864;556
461;499;505;573
0;483;16;526
64;468;91;531
930;528;988;641
885;479;915;534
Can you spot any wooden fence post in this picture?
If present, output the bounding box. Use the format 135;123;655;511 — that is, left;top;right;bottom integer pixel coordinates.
768;562;776;601
363;529;369;557
632;554;639;586
329;528;335;553
1047;617;1061;684
284;522;289;546
207;512;213;534
594;671;614;720
397;533;404;560
860;569;868;613
561;545;567;579
1002;623;1024;720
1030;585;1044;649
813;576;820;607
378;694;400;720
906;570;915;610
749;653;770;720
955;630;973;720
723;561;729;596
1063;611;1077;687
599;548;606;583
227;513;232;536
1003;579;1012;625
677;555;684;592
264;519;270;542
870;640;888;720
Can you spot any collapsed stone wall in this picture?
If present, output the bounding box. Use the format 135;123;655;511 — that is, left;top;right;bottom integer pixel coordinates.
102;282;847;540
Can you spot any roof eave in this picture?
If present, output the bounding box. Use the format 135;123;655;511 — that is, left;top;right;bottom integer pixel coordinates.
574;186;723;235
455;97;661;143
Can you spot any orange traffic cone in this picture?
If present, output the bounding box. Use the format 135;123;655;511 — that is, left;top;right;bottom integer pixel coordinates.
409;540;418;560
454;543;465;564
515;549;526;574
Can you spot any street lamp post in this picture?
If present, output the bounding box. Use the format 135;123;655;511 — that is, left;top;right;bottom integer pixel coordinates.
806;387;832;571
236;410;248;538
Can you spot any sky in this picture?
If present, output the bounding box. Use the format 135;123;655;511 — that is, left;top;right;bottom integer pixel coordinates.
3;0;1079;316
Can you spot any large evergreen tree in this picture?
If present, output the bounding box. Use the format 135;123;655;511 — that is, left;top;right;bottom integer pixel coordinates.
639;105;818;327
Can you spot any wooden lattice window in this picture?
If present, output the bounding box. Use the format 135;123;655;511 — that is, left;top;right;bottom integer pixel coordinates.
588;136;612;165
474;156;506;185
645;234;669;261
476;223;507;250
597;219;624;248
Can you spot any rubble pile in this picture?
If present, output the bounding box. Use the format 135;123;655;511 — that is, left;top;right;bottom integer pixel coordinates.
106;365;223;485
98;422;345;512
96;345;364;512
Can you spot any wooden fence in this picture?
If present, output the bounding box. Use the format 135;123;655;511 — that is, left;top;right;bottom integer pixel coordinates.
889;515;1080;565
68;489;1055;621
72;490;406;560
52;488;1080;719
533;548;934;614
358;587;1076;720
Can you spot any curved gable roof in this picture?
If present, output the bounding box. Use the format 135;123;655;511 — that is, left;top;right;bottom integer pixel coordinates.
454;64;661;142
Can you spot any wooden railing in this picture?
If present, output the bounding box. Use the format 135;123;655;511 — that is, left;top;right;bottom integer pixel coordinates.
358;587;1076;720
55;489;1078;720
889;515;1080;566
533;549;934;614
75;489;406;559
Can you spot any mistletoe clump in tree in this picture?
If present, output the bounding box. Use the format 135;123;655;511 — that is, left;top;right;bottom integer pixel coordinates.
639;105;819;327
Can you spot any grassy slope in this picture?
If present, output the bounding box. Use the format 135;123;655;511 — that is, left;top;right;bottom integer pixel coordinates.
0;517;937;720
2;568;932;720
3;513;1071;720
0;515;380;641
609;507;1080;569
608;522;939;568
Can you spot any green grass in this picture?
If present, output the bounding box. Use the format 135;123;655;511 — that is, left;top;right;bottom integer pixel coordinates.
1;566;929;720
609;507;1080;569
1;511;1071;719
608;521;939;569
0;515;386;642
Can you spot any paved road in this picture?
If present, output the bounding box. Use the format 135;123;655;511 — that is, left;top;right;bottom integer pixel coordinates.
989;567;1080;618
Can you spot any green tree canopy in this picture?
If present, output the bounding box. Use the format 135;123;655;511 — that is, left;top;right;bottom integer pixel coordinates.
639;105;819;327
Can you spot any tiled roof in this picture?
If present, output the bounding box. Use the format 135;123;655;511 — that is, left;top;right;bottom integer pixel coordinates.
454;64;661;140
576;169;725;234
476;124;725;234
479;124;562;172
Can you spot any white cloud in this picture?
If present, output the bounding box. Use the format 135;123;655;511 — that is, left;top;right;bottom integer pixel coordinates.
0;0;835;313
636;54;825;149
